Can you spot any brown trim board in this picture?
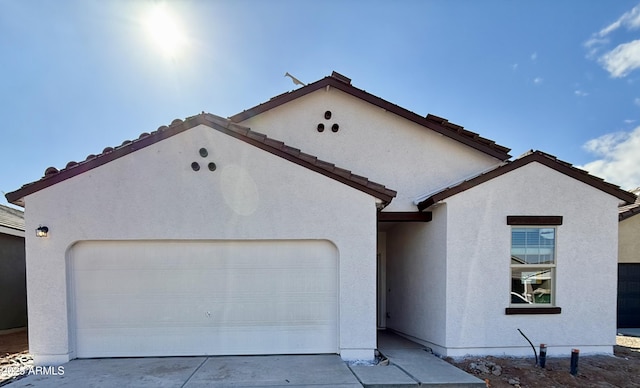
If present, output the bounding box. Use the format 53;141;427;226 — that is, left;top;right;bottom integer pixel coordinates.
377;212;432;222
507;216;563;225
505;307;561;315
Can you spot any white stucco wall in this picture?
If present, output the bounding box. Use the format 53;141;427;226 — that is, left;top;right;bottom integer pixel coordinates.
385;205;448;354
619;215;640;264
442;162;620;357
237;87;504;211
23;124;378;365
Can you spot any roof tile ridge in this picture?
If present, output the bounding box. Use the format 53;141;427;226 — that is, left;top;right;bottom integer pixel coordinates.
37;115;199;182
425;113;507;152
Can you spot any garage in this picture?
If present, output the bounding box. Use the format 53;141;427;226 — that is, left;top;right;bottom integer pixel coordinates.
69;240;338;358
618;263;640;328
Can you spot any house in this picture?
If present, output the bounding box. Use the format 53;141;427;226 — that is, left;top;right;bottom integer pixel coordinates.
618;188;640;328
0;204;27;331
5;72;636;366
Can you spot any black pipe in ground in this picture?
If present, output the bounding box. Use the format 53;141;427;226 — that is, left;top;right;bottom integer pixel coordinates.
570;348;579;376
539;344;547;368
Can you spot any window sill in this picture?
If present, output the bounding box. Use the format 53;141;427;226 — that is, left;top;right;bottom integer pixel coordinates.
505;307;561;315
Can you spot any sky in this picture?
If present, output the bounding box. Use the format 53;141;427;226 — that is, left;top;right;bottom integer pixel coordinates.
2;0;640;207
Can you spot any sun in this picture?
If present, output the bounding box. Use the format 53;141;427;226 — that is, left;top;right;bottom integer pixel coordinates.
142;4;188;59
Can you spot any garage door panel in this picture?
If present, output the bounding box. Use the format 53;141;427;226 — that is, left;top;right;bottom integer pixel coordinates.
77;325;337;357
70;240;338;358
75;269;336;295
76;297;336;327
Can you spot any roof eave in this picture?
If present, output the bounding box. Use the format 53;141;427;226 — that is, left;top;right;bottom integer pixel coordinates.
230;76;512;161
5;113;397;207
417;151;635;211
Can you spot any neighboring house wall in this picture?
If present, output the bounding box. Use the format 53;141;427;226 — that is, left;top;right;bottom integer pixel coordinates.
441;162;620;356
618;209;640;328
0;232;27;330
23;124;378;365
386;205;448;354
619;215;640;264
238;87;503;211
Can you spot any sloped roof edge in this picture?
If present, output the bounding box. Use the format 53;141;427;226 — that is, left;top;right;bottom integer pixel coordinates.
619;203;640;221
5;114;396;206
417;150;636;211
230;72;512;161
619;188;640;221
0;204;25;231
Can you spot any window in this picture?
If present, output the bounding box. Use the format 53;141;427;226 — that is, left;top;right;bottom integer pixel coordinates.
510;227;555;306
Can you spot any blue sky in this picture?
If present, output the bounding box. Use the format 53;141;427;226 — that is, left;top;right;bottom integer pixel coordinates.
3;0;640;206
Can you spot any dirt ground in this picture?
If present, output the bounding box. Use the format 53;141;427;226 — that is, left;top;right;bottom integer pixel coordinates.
0;329;32;386
446;335;640;388
2;330;639;387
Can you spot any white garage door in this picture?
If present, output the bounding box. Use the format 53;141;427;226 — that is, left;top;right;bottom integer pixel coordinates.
70;240;338;358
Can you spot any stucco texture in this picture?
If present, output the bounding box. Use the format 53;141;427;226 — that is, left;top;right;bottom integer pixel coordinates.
385;206;448;354
238;87;503;211
23;124;378;365
443;162;620;357
382;162;620;357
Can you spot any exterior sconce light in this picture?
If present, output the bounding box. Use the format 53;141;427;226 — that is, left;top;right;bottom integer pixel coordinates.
36;226;49;237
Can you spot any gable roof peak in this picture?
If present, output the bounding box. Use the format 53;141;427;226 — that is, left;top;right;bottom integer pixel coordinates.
5;113;396;207
229;73;512;161
417;149;636;211
330;71;351;84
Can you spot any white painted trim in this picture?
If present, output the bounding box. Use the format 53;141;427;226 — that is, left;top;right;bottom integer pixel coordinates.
0;225;25;238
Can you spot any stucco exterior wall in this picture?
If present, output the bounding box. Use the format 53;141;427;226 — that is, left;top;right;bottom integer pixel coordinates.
442;162;620;357
238;88;503;211
23;124;378;365
0;233;27;330
619;215;640;264
385;205;448;354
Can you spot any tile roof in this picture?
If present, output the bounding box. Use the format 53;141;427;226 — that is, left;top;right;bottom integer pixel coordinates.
619;188;640;221
0;204;25;232
5;113;397;207
230;71;512;161
417;150;637;211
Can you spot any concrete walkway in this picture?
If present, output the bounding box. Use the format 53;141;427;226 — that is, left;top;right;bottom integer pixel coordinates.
5;355;361;387
5;332;483;387
348;331;485;387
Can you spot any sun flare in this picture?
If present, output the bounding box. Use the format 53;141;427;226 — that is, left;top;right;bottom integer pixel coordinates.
143;4;187;59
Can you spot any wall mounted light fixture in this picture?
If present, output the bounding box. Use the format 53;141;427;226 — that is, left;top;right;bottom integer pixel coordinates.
36;225;49;238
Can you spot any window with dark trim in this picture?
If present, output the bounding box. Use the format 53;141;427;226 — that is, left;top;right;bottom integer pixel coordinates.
506;216;562;315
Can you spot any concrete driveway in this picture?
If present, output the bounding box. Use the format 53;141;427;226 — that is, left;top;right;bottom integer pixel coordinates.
5;355;362;388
